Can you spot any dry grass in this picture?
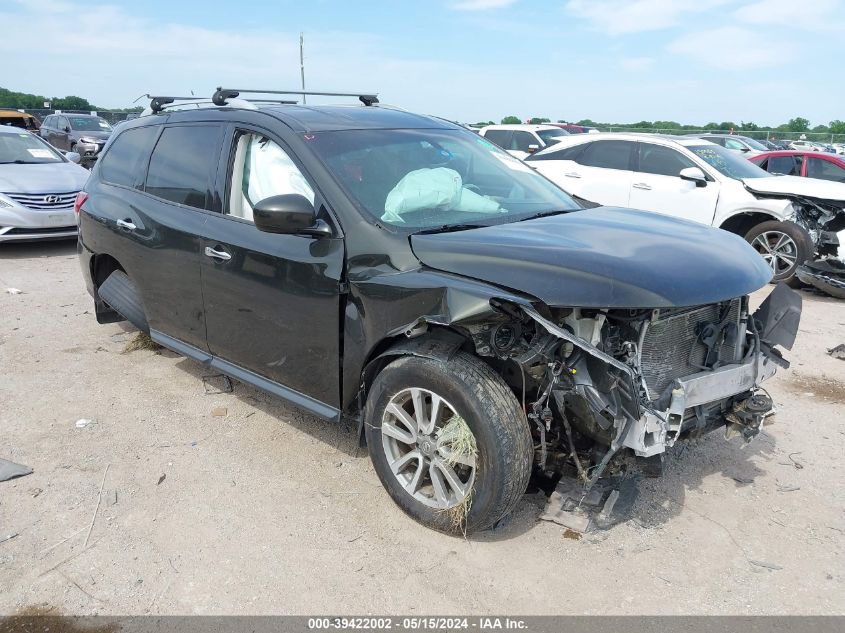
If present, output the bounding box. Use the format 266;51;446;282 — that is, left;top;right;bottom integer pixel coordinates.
121;332;163;354
438;414;477;535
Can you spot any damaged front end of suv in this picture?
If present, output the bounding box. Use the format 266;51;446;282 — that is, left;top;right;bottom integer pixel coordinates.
400;207;803;493
461;286;800;486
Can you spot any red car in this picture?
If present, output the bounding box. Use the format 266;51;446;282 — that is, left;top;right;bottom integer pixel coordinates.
749;150;845;183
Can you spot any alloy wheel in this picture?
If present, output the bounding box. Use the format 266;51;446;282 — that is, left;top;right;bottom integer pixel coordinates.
380;387;477;509
751;230;798;276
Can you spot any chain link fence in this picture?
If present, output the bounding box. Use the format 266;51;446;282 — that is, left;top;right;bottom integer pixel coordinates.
601;127;845;145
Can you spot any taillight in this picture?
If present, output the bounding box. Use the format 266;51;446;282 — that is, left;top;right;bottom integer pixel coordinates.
74;192;88;217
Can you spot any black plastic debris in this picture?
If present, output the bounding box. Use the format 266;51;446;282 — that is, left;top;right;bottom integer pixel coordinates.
0;459;33;482
540;476;640;533
796;259;845;300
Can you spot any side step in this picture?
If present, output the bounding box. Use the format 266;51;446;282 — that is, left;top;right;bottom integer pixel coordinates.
97;270;149;333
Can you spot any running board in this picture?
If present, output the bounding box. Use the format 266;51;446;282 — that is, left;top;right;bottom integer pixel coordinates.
97;270;149;333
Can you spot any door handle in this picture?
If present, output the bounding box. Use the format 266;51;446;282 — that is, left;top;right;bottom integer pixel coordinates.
632;183;652;190
564;172;581;178
204;246;232;262
116;218;136;231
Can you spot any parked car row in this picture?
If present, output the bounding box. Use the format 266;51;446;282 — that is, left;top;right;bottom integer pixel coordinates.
525;133;845;284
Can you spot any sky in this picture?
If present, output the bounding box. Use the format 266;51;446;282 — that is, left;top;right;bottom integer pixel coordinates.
2;0;843;126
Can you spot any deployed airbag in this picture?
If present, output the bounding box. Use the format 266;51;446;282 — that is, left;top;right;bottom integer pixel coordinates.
382;167;501;224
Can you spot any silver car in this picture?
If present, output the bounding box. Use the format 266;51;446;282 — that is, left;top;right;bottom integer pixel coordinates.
0;126;88;242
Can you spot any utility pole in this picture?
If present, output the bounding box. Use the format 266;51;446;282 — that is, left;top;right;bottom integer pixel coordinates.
300;32;306;105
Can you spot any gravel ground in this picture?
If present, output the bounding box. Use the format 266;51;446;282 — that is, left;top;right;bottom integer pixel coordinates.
0;240;843;616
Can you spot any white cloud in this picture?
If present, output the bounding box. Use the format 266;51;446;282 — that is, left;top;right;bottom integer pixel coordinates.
668;26;775;70
451;0;519;11
565;0;732;35
619;56;654;71
733;0;844;30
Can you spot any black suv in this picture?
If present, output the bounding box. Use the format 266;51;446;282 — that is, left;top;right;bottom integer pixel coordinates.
78;89;800;534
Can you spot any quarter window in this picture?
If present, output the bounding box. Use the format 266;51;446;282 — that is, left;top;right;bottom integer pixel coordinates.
99;126;160;189
227;131;314;222
577;140;635;170
637;143;696;177
145;125;223;209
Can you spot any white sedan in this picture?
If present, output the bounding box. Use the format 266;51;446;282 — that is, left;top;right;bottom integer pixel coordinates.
526;133;845;282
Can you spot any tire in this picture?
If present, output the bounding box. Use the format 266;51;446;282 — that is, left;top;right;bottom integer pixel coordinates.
365;352;533;535
745;220;813;283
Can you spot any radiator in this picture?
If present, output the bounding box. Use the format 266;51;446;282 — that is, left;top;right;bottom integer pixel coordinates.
639;299;742;400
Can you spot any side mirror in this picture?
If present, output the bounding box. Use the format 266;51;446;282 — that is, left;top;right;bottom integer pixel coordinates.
679;166;707;187
64;126;71;133
526;144;540;154
65;151;81;164
253;194;332;237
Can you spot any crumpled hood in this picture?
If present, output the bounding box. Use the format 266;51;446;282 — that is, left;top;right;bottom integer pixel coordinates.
410;207;773;309
743;175;845;206
0;162;89;194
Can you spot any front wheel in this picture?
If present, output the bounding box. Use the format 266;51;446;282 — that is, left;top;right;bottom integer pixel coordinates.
365;352;533;534
745;220;813;283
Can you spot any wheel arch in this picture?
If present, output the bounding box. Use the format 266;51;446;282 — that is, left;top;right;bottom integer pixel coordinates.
719;210;782;238
355;327;473;446
90;253;128;324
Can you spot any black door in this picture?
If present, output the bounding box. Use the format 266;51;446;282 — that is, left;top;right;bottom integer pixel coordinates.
109;122;225;352
199;125;345;412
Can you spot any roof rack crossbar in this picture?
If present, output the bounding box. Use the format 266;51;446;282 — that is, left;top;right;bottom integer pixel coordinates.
213;87;379;107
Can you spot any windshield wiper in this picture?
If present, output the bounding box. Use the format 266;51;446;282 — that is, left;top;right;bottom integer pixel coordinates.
517;209;574;222
0;160;41;164
413;223;487;235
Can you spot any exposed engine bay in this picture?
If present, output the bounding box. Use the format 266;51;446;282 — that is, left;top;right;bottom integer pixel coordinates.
463;283;802;485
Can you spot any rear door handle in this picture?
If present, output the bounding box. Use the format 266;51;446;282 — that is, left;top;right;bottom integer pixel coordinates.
632;183;652;190
204;246;232;262
116;218;136;231
564;172;581;178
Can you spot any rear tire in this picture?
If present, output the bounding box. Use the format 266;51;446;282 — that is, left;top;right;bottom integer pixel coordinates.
365;352;532;535
745;220;813;283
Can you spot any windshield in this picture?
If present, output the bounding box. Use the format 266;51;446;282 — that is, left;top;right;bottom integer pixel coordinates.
69;117;111;132
537;129;570;144
0;132;63;164
688;144;769;180
306;128;579;230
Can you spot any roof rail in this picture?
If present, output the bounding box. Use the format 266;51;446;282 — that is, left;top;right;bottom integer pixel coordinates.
212;87;379;107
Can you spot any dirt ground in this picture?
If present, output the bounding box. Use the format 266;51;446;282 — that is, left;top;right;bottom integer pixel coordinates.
1;240;843;616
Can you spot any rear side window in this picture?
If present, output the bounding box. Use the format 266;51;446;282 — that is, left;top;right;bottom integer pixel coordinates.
482;129;512;149
145;125;222;209
577;140;635;170
767;155;801;176
637;143;696;177
99;126;159;189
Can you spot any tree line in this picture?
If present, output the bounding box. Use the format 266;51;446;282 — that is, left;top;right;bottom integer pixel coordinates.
0;87;141;113
477;115;845;135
